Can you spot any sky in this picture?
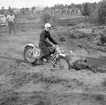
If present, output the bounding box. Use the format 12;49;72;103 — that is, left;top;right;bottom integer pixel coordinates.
0;0;102;9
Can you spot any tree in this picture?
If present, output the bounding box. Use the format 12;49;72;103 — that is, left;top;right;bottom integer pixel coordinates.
97;1;106;24
81;3;91;16
90;2;98;13
71;3;75;8
32;6;35;10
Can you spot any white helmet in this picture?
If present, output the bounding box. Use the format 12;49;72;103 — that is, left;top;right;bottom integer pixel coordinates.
44;23;51;28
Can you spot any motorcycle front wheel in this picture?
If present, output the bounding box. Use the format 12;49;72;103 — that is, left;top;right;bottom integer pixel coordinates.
56;55;71;70
24;46;37;64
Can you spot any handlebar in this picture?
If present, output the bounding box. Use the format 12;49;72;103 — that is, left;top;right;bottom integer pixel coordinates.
55;45;61;53
48;45;61;54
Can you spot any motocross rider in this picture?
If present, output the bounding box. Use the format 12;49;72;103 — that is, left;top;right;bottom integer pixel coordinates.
38;23;58;63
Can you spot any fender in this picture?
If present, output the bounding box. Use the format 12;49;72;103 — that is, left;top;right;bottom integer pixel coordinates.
24;43;35;49
59;53;66;57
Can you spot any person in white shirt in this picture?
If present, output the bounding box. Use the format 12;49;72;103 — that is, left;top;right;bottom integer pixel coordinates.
7;11;16;35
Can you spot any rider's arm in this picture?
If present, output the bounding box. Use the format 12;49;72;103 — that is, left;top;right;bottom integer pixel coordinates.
48;33;58;45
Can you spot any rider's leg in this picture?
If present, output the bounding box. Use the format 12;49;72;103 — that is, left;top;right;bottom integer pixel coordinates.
39;44;50;62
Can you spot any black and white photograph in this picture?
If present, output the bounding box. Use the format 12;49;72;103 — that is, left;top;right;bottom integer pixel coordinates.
0;0;106;105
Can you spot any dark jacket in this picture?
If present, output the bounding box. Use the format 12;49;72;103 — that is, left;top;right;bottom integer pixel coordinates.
39;30;57;47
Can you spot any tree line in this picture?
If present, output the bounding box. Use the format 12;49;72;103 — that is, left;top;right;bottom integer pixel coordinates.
44;0;106;24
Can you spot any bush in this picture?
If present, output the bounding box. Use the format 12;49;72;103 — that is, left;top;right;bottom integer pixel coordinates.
59;37;66;42
88;10;98;23
69;30;88;39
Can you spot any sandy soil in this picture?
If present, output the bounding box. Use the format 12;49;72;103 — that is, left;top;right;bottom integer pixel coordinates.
0;14;106;105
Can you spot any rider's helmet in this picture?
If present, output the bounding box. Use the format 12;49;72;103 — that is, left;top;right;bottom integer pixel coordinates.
44;23;51;28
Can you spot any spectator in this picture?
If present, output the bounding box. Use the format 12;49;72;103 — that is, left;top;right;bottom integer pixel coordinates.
7;11;16;35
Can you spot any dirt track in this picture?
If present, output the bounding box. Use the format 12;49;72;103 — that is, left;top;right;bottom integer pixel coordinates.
0;14;106;105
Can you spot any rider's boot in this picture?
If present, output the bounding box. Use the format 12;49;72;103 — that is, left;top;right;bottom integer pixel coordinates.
38;55;48;64
38;56;44;65
38;53;50;64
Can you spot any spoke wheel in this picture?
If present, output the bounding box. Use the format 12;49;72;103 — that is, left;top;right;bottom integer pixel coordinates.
56;56;71;70
24;46;37;64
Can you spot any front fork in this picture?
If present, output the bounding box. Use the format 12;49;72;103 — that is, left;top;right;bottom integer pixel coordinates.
51;55;59;68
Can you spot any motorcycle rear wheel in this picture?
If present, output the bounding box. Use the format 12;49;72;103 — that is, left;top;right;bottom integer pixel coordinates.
24;46;37;64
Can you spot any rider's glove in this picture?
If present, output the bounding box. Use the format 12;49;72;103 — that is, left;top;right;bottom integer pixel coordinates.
52;44;58;48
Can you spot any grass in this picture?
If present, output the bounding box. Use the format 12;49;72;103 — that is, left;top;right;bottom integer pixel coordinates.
0;11;106;105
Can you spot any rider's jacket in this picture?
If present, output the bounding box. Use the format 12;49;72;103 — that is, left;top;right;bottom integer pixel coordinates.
39;30;57;47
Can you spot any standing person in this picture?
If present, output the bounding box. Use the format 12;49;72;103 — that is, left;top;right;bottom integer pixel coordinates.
7;11;16;35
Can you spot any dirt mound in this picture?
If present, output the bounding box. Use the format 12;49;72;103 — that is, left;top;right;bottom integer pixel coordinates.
69;30;89;39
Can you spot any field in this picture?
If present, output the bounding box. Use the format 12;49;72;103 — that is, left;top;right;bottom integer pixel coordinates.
0;12;106;105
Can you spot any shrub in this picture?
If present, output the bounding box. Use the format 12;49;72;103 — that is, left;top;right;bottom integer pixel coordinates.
88;10;98;23
69;30;88;39
59;37;66;42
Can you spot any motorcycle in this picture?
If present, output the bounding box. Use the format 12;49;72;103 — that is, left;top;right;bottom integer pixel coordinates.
23;43;72;70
